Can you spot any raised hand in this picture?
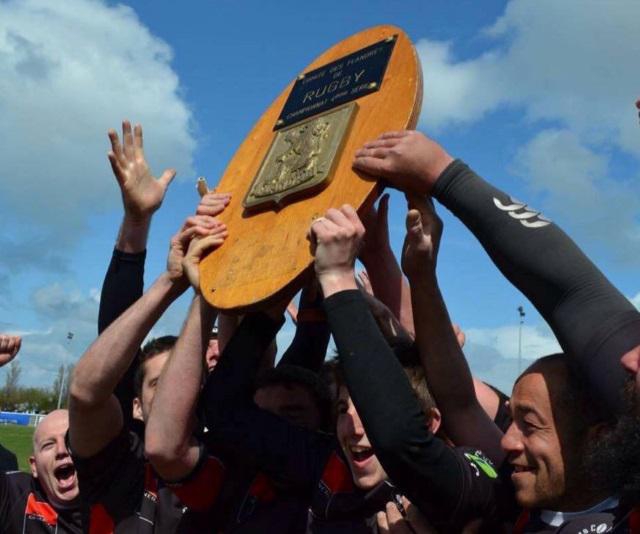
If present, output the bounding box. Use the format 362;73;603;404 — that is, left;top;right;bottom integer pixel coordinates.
108;120;176;221
0;334;22;367
309;205;364;296
353;130;453;196
359;193;391;265
401;194;443;281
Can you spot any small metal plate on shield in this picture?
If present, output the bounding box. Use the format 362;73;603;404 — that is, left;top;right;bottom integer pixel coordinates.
243;102;358;211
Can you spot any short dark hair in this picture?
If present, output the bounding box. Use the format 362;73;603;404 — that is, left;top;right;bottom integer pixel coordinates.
255;364;333;432
520;353;605;430
134;335;178;397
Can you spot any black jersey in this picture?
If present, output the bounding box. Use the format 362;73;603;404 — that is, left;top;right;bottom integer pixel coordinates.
0;470;82;534
69;429;225;533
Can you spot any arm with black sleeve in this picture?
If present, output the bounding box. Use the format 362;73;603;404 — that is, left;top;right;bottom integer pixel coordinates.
353;130;640;417
431;160;640;416
278;281;330;372
325;290;510;530
202;311;334;490
311;205;512;531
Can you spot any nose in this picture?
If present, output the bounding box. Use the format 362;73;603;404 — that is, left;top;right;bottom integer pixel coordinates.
500;421;524;455
55;436;69;458
346;404;365;438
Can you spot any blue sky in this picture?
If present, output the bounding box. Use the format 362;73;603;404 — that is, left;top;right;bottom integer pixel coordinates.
0;0;638;393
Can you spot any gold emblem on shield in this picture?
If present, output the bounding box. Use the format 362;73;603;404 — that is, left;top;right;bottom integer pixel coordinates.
243;102;357;210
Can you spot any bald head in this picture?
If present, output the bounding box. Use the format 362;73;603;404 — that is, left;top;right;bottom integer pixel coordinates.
33;409;69;450
29;409;78;508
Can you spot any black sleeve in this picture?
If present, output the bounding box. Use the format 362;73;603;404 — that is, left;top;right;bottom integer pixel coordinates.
0;443;18;472
97;249;146;431
202;313;333;490
278;320;330;372
432;160;640;416
324;290;505;528
203;312;284;408
279;284;330;372
68;429;144;523
98;249;146;334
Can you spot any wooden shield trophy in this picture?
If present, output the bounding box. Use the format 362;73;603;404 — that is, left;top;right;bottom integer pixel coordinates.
200;25;422;311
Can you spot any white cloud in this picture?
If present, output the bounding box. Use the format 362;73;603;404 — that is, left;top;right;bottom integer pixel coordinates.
417;0;640;155
464;323;561;393
631;292;640;310
512;129;640;261
466;323;561;362
0;0;195;271
0;283;100;387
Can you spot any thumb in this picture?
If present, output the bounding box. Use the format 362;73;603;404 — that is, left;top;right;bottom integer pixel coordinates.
159;168;177;189
405;209;423;240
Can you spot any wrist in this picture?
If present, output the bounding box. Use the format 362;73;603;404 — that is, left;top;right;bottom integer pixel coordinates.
160;271;189;297
407;271;439;291
426;153;455;187
116;215;152;253
318;271;358;297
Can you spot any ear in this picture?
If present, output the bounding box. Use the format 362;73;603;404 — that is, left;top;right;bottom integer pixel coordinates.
29;455;38;478
427;407;442;434
132;397;144;422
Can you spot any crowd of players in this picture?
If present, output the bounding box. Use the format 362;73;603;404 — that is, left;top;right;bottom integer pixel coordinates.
1;102;639;533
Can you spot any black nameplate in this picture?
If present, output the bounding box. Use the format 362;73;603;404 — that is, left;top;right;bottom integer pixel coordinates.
275;35;397;130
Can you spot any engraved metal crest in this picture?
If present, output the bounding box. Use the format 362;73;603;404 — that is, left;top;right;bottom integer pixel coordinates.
243;102;357;210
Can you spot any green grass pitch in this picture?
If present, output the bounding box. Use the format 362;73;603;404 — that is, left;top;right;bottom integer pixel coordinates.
0;424;35;472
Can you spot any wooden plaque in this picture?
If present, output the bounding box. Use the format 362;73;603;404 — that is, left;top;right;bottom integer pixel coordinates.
200;25;422;311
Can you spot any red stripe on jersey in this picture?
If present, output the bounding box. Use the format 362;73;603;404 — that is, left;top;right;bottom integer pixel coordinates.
320;452;354;494
144;463;158;499
25;493;58;526
170;456;226;511
248;472;277;503
629;506;640;534
513;509;530;534
88;503;115;534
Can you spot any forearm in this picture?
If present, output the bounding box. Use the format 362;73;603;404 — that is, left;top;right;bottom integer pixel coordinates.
361;250;414;335
433;160;640;415
146;295;216;480
279;318;330;372
71;272;185;407
115;214;152;253
202;313;283;423
410;275;504;464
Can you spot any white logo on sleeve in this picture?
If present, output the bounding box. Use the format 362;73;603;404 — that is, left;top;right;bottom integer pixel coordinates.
492;197;551;228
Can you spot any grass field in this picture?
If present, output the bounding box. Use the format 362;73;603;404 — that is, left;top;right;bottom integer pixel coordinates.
0;424;35;472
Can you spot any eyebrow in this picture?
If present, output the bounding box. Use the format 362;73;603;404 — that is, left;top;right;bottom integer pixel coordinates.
514;402;545;420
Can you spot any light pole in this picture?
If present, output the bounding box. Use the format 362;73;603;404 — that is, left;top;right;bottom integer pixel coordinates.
57;332;73;410
517;306;525;374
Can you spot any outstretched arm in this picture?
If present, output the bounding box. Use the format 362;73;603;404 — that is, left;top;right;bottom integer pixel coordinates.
359;194;414;335
98;121;178;428
70;216;225;459
145;234;226;481
402;196;504;464
355;130;640;416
